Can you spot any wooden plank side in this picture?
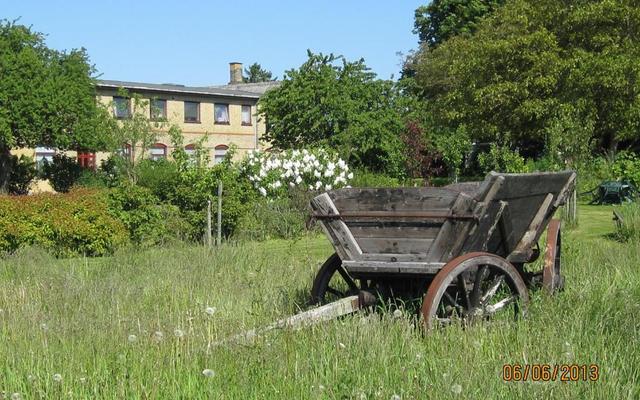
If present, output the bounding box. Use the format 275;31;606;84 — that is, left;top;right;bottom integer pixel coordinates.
359;253;431;262
492;171;576;200
426;192;477;262
310;193;363;261
348;223;442;239
329;187;459;212
356;238;434;254
507;193;554;262
343;261;444;275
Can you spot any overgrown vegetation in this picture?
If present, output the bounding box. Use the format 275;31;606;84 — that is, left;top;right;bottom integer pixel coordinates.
0;206;637;398
613;202;640;242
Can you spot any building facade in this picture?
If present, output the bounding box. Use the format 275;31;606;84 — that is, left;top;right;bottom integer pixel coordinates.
12;63;276;178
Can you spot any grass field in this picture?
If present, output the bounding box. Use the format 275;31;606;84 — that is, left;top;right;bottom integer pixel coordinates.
1;204;639;399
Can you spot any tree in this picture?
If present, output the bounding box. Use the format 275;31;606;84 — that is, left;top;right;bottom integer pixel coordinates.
413;0;640;167
413;0;505;48
243;62;274;83
258;51;408;176
0;21;111;192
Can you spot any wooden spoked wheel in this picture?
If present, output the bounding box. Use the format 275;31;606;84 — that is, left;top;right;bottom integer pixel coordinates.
543;219;564;294
421;253;529;331
311;253;371;305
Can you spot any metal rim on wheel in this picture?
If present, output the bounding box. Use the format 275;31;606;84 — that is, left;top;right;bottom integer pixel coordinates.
543;219;563;294
421;252;529;331
311;253;361;305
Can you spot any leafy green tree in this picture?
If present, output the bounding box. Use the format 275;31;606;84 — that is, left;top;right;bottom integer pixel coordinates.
0;21;112;192
413;0;640;166
258;51;408;176
243;62;275;83
413;0;504;47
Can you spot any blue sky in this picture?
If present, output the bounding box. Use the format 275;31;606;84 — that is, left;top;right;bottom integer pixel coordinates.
4;1;425;86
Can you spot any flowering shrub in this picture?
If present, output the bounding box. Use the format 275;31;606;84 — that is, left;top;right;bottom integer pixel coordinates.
241;148;353;198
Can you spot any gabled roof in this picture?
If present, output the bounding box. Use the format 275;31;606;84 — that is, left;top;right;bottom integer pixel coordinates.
96;79;262;99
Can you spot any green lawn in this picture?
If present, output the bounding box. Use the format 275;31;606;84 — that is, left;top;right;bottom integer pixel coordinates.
0;205;638;399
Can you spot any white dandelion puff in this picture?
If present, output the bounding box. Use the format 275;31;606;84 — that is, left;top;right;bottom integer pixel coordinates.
202;369;215;378
451;384;462;395
174;329;185;338
153;331;164;342
11;393;22;400
391;394;401;400
338;342;346;349
52;373;62;382
393;309;403;318
205;306;217;316
128;334;137;343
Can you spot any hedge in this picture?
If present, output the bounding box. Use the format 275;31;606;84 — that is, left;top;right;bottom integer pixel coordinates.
0;189;129;257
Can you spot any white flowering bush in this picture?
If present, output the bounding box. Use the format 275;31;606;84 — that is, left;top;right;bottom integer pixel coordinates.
242;148;353;198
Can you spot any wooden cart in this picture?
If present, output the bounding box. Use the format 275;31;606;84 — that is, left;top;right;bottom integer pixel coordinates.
310;171;576;329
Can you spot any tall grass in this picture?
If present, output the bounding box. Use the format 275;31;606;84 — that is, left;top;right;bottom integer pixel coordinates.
0;207;639;398
613;202;640;242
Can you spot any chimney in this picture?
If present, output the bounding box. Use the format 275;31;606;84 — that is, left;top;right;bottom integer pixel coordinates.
229;62;243;84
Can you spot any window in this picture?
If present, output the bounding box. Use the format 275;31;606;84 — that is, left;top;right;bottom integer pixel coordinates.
185;144;196;158
149;143;167;161
150;99;167;120
241;105;252;126
184;101;200;123
214;144;228;164
77;151;96;170
35;147;55;170
113;97;130;119
214;104;230;124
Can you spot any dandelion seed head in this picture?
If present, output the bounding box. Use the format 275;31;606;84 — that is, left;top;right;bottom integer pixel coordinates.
202;369;215;378
318;384;326;391
11;393;22;400
338;342;346;349
451;384;462;395
174;329;185;338
391;394;401;400
393;309;403;318
153;331;164;342
27;374;35;381
52;373;62;382
128;334;137;343
40;323;48;331
205;306;217;316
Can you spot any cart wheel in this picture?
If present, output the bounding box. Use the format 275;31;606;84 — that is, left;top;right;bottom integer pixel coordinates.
311;253;367;305
421;252;529;331
543;219;564;294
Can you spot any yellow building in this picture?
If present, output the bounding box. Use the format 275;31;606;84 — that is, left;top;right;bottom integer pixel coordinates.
14;63;278;173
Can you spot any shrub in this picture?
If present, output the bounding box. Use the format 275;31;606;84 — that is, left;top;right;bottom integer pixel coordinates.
41;154;82;192
236;197;309;241
0;189;128;257
7;155;37;195
75;169;107;189
613;203;640;242
612;151;640;188
107;182;188;246
135;158;179;201
240;148;352;198
349;169;403;187
477;144;529;174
